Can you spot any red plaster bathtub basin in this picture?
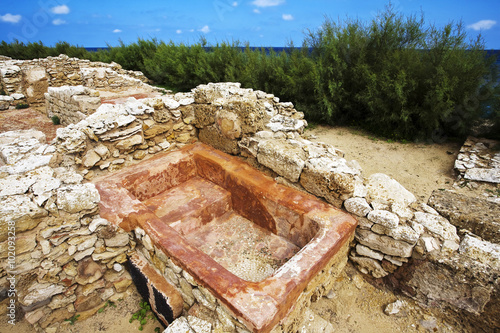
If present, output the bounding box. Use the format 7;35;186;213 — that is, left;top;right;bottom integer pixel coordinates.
96;142;357;332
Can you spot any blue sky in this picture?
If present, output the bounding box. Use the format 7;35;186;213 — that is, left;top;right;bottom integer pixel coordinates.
1;0;500;49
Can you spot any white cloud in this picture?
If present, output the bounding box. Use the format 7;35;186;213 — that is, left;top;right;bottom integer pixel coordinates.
176;29;182;34
253;9;261;14
189;29;194;32
199;25;210;33
467;20;497;31
252;0;285;7
113;29;122;33
0;13;22;23
52;19;67;25
232;1;238;6
51;5;70;15
282;14;293;21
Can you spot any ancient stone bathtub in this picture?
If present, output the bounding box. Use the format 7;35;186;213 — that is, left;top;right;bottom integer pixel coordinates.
96;142;357;332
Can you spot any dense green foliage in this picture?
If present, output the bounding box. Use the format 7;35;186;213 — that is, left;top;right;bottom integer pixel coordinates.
1;5;498;140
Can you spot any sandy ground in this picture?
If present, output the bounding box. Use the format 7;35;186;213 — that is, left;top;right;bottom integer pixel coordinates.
0;111;468;332
307;125;462;203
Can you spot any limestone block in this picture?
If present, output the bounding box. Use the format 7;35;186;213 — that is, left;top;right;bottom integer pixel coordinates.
344;197;372;217
20;283;65;306
24;66;49;104
193;104;218;128
115;134;144;151
0;195;47;241
0;231;37;258
366;173;416;206
144;121;173;139
56;184;100;213
56;125;87;153
164;317;195;333
459;234;500;269
355;244;384;260
82;149;101;168
257;139;306;183
355;229;414;257
413;212;459;242
215;110;242;140
300;156;359;206
198;125;239;155
104;232;129;247
68;235;98;252
367;210;399;229
349;252;388;278
193;82;243;104
0;174;37;197
0;95;13;110
124;97;154;115
428;189;500;243
187;315;212;333
266;114;306;133
464;168;500;183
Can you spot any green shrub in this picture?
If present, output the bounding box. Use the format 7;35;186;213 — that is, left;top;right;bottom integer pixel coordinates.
304;4;495;140
15;103;29;109
51;115;60;125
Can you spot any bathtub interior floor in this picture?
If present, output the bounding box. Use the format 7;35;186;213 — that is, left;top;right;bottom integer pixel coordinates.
186;212;300;282
142;176;301;282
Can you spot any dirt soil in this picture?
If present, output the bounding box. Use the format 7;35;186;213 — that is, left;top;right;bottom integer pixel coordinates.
0;113;470;332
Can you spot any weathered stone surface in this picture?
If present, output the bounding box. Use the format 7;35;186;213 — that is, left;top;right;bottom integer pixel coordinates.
0;95;13;110
21;283;65;306
0;231;37;257
164;317;195;333
104;232;129;247
257;139;306;182
392;251;500;332
355;244;384;260
454;137;500;184
75;257;104;285
56;184;100;213
198;125;239;155
344;197;372;217
143;122;172;139
0;174;37;197
300;155;359;206
350;251;388;278
0;195;47;241
428;189;500;243
187;315;212;333
115;133;143;151
366;173;416;206
367;210;399;229
464;168;500;183
355;229;414;257
215;110;242;140
56;124;87;153
266;114;306;133
459;234;499;269
413;212;459;242
82;149;101;168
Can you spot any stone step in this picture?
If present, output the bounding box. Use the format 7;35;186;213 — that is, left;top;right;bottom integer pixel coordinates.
142;176;232;236
185;212;301;282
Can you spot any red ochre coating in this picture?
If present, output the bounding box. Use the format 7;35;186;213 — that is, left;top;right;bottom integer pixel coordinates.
95;142;357;332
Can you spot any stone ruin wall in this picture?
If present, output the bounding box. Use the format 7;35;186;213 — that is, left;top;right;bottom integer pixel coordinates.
0;55;499;332
0;54;152;110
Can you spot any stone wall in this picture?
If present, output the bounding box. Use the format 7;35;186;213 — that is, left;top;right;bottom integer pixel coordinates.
45;86;101;125
53;92;198;181
0;54;152;107
0;130;134;331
